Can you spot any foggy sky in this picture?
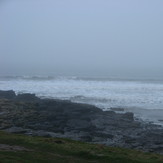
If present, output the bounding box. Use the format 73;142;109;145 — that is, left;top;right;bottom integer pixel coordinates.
0;0;163;76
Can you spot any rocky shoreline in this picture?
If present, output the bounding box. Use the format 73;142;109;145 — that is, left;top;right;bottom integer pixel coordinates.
0;90;163;154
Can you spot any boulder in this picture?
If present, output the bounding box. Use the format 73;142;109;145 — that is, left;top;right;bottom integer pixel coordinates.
15;93;39;101
0;90;16;99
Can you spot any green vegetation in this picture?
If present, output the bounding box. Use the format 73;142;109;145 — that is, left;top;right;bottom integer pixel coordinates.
0;131;163;163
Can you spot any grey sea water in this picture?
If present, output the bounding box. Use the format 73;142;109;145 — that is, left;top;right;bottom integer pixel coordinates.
0;75;163;124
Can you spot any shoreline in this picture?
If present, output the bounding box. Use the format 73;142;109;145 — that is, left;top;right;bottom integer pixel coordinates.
0;90;163;154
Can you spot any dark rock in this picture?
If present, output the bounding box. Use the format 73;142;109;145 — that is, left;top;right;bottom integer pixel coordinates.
67;119;91;129
122;112;134;121
4;127;28;134
1;90;163;154
15;93;39;101
0;90;16;99
110;108;125;112
104;111;116;115
80;135;93;142
31;131;51;137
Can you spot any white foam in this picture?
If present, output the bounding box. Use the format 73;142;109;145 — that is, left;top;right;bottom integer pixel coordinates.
0;76;163;111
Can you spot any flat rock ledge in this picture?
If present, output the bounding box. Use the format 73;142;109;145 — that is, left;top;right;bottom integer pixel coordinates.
0;90;163;154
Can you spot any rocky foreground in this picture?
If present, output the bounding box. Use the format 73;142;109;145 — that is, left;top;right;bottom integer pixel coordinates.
0;90;163;154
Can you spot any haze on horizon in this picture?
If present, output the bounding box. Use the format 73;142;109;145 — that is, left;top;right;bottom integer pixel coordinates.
0;0;163;77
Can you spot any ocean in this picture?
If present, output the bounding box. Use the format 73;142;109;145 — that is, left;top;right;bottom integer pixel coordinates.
0;75;163;124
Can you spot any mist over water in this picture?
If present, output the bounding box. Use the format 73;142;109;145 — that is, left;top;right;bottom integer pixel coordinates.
1;0;163;76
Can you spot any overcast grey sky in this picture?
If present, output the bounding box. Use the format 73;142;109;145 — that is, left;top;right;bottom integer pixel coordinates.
0;0;163;76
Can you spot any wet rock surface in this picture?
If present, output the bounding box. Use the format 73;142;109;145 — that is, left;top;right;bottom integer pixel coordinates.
0;90;16;99
0;90;163;154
